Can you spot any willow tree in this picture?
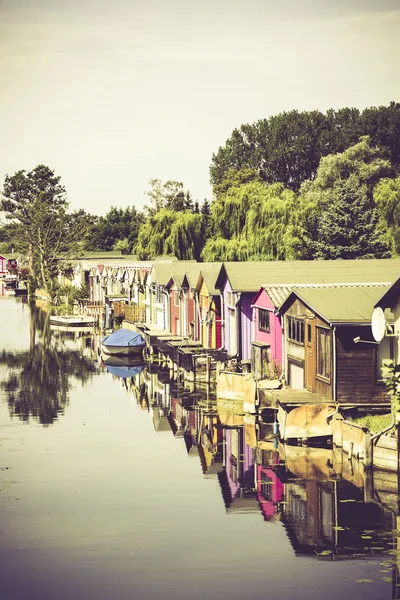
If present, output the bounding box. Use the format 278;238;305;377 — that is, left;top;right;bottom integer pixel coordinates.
201;237;249;262
1;165;88;299
243;183;299;260
201;180;301;261
135;209;203;259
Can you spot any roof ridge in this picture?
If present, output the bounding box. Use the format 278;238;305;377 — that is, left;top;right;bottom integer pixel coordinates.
265;282;391;289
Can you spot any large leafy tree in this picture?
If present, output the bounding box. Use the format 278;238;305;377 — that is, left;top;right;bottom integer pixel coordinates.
86;205;144;254
1;165;89;298
291;137;393;259
144;178;194;215
374;176;400;255
210;102;400;193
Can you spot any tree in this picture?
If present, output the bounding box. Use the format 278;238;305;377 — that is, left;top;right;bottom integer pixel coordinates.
86;206;144;254
374;176;400;255
209;103;400;194
1;165;89;299
201;181;301;261
135;209;203;260
144;179;196;215
212;167;262;196
201;237;249;262
292;137;393;259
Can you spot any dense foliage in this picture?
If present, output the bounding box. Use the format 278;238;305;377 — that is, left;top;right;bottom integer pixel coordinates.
0;165;90;298
3;102;400;266
210;102;400;192
85;206;144;255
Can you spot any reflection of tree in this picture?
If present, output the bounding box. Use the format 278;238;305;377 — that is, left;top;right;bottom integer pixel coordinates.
0;306;98;425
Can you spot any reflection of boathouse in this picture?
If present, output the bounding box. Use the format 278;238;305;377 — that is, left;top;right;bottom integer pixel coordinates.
282;477;394;557
218;426;258;513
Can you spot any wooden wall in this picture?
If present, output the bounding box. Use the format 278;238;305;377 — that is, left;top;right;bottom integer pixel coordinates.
336;326;389;404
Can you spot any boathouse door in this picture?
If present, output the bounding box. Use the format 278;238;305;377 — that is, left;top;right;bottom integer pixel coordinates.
305;319;316;392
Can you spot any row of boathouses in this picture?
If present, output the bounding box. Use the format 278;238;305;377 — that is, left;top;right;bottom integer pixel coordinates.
56;253;400;407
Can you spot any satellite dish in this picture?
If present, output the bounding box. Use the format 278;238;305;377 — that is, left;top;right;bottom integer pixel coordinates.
371;307;386;342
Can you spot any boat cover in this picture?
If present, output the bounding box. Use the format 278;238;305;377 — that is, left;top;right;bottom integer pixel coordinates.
102;328;145;347
105;364;145;378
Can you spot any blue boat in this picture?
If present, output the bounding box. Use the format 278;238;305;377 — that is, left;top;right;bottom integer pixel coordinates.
105;363;145;379
102;328;146;356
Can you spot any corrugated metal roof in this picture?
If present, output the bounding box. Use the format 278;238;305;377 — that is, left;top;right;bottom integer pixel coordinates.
284;284;390;324
79;260;152;270
220;259;400;291
264;282;395;309
200;263;223;295
262;285;293;307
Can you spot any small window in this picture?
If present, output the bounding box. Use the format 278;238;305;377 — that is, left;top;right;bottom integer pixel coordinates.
259;308;270;333
287;316;304;344
174;291;179;307
307;324;312;343
317;327;331;380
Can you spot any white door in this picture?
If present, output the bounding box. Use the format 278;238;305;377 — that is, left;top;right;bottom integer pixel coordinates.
289;363;304;389
228;308;237;356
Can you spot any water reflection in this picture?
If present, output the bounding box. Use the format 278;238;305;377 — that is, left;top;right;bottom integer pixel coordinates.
0;305;99;424
122;369;400;577
3;301;400;599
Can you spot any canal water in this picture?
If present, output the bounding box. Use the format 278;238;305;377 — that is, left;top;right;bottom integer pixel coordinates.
1;297;399;600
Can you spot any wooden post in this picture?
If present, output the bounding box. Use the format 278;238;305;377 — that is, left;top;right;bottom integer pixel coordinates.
332;413;344;448
364;431;372;469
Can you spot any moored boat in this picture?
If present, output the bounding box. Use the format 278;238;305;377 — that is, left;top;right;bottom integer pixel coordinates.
49;315;96;327
101;328;146;356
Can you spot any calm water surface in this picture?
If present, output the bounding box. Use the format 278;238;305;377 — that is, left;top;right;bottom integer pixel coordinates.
0;298;399;600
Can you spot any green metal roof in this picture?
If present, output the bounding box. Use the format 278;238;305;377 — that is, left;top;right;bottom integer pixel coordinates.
217;259;400;292
374;276;400;310
197;263;223;295
151;260;198;286
281;284;391;324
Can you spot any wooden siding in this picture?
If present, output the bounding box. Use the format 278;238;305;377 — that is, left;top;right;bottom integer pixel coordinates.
314;315;333;400
336;327;389;404
124;305;145;323
285;298;333;400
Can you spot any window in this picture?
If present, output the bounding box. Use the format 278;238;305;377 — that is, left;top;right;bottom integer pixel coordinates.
227;291;234;306
317;327;331;380
174;291;179;307
307;324;312;343
287;316;304;344
259;308;270;333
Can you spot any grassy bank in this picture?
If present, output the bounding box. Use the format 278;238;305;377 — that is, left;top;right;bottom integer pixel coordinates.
349;412;393;434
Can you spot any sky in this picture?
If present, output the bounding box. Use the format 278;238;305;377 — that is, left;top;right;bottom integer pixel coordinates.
0;0;399;216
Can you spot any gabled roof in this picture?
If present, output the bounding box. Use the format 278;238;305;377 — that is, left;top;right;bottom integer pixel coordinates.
374;276;400;310
168;264;205;290
151;260;198;286
215;259;400;293
279;284;390;325
195;263;223;295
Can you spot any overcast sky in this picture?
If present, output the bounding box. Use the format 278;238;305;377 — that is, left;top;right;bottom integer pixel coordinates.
0;0;399;216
